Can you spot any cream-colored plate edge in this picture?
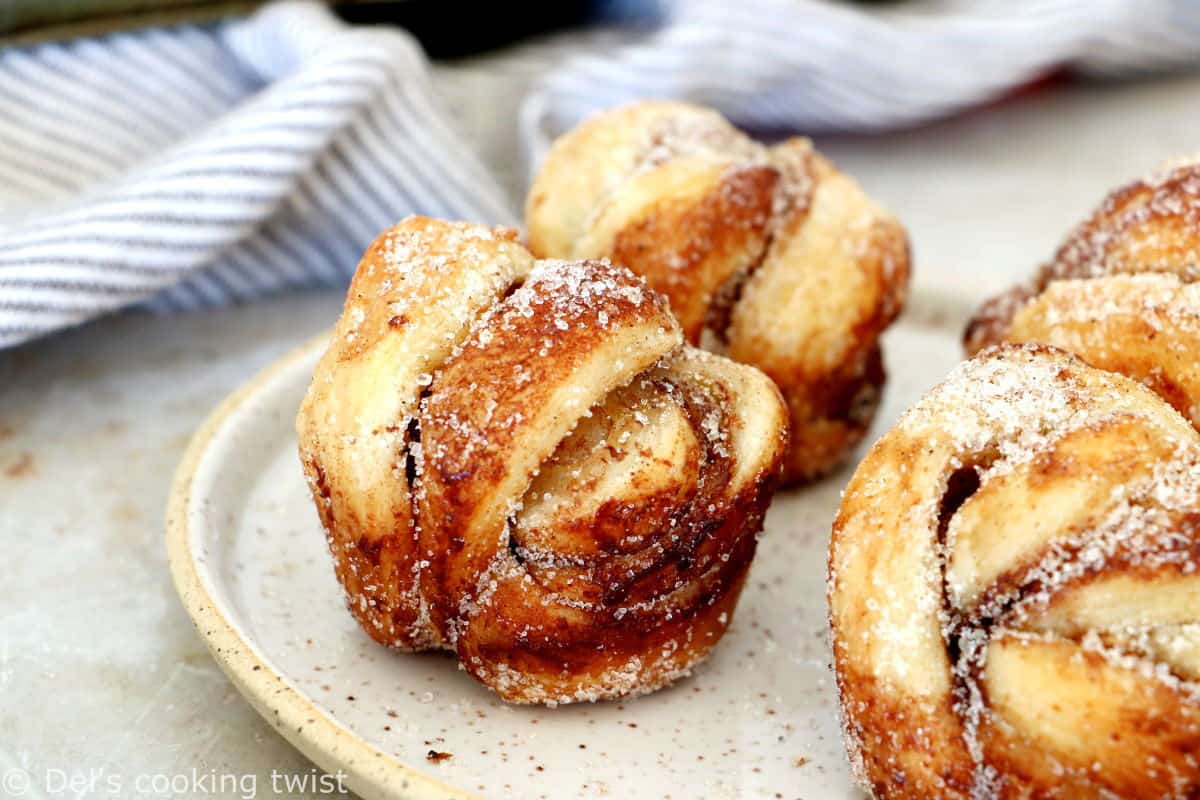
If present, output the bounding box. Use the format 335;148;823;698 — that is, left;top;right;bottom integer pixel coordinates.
165;333;479;800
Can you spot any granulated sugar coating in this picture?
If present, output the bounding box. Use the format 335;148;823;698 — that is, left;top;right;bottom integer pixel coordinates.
526;100;910;485
829;343;1200;799
296;216;789;706
916;158;1200;797
966;158;1200;357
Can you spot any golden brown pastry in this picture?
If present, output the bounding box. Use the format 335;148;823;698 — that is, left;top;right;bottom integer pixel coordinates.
296;216;788;705
829;343;1200;799
967;159;1200;430
526;101;910;485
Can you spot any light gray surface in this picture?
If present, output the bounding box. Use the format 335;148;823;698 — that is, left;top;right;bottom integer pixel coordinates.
3;67;1200;798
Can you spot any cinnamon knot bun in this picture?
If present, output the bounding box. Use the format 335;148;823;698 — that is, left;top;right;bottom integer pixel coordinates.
966;159;1200;430
829;343;1200;799
526;101;910;485
296;216;788;704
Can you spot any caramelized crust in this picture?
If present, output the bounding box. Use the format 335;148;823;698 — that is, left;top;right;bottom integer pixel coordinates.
967;161;1200;427
296;216;788;704
527;101;910;484
829;344;1200;799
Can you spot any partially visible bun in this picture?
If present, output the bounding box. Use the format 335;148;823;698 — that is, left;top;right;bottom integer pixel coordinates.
830;343;1200;799
966;159;1200;436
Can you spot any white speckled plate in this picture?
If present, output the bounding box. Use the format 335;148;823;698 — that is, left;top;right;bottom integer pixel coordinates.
166;287;971;800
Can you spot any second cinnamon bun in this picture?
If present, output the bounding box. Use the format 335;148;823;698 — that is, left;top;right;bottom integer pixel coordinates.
526;101;910;485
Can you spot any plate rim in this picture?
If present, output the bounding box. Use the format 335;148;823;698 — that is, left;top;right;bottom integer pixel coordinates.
164;284;974;800
165;332;482;800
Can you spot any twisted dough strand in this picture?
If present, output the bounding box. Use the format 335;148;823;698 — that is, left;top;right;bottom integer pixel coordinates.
297;216;788;704
967;160;1200;431
829;344;1200;799
527;101;909;484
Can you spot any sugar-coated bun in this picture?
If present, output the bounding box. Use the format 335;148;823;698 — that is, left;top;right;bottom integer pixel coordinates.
967;158;1200;430
830;343;1200;799
296;216;788;704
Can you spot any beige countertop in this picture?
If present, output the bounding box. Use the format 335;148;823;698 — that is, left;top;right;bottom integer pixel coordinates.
3;65;1200;798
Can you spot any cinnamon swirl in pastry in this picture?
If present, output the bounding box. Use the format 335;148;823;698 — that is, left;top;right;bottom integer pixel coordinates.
830;343;1200;799
296;216;788;705
526;101;910;485
967;159;1200;429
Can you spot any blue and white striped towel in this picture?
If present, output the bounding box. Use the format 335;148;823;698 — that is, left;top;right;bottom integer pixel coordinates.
4;0;1200;349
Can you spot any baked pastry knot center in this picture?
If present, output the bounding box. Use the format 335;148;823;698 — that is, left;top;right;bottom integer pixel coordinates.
296;216;788;705
830;344;1200;799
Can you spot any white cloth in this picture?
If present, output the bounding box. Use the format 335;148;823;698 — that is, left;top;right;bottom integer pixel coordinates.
4;0;1200;348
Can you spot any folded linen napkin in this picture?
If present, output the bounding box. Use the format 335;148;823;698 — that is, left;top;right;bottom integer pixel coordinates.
3;0;1200;349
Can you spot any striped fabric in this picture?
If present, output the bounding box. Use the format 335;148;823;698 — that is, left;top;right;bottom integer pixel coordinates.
521;0;1200;161
4;0;1200;348
0;1;512;347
